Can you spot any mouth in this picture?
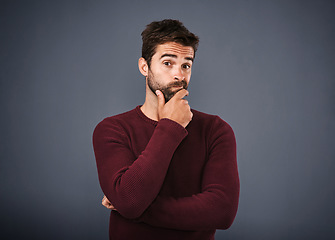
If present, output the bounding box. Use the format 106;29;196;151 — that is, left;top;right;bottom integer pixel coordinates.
168;86;186;94
160;80;188;102
171;86;184;90
168;82;187;90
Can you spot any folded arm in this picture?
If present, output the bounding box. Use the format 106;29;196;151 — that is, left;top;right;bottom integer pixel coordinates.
93;118;188;219
138;117;240;231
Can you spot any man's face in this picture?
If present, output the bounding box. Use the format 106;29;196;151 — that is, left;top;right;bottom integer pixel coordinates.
147;42;194;102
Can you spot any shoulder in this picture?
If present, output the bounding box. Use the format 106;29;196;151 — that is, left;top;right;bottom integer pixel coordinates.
96;108;137;127
93;108;137;138
191;110;236;152
191;109;234;134
104;108;137;123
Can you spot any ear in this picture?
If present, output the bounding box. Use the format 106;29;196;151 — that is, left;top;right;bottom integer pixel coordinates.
138;57;148;77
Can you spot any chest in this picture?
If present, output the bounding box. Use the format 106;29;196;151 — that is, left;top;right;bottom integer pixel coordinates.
128;125;208;196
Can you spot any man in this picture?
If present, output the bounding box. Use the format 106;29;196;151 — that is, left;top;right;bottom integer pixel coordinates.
93;19;239;240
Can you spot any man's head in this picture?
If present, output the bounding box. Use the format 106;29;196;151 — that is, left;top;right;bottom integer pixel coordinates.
141;19;199;68
139;19;199;102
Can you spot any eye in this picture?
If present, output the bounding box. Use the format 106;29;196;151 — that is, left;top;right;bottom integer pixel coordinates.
182;64;191;69
163;61;171;66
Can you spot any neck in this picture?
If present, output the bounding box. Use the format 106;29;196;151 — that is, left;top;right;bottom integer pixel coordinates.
140;84;159;121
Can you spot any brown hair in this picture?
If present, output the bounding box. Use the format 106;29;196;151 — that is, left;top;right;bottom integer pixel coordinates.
141;19;199;67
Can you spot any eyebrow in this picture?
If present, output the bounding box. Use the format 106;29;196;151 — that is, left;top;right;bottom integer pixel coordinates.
160;54;194;62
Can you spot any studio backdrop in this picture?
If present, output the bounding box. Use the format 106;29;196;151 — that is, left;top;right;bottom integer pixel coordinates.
1;0;334;239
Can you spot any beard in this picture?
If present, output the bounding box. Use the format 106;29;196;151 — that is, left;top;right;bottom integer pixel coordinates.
147;70;188;103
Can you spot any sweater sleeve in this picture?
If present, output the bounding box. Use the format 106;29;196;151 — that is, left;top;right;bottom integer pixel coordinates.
139;116;240;231
93;118;188;219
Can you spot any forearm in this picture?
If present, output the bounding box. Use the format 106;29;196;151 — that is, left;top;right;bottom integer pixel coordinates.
139;182;239;231
94;119;187;219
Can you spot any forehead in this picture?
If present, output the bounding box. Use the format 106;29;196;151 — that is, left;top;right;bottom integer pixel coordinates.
155;42;194;58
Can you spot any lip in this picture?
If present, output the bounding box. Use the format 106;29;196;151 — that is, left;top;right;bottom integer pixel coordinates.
171;86;184;92
170;85;184;89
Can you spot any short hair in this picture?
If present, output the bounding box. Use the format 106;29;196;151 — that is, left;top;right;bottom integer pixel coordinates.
141;19;199;67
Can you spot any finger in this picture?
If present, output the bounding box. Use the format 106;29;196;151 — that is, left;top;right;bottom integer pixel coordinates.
172;89;189;100
156;90;165;110
106;203;116;210
101;196;117;210
102;196;112;207
102;196;108;203
102;195;112;204
102;200;115;210
107;205;114;210
102;199;109;208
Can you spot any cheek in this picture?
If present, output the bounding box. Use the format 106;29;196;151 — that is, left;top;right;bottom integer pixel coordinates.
152;63;170;75
157;67;174;80
186;71;192;81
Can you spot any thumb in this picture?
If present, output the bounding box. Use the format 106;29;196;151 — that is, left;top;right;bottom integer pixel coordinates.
156;90;165;112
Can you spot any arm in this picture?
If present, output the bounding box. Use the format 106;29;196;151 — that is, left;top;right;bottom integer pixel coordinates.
93;118;187;219
93;90;192;219
139;117;240;231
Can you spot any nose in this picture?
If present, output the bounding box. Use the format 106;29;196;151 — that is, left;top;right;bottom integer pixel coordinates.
174;67;185;81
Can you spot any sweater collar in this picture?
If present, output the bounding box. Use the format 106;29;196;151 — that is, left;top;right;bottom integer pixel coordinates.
135;105;158;126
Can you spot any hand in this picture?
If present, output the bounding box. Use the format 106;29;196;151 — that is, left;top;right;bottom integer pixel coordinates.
156;89;193;128
102;195;117;211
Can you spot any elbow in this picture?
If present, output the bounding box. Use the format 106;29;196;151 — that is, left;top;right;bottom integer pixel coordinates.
115;198;148;220
218;214;236;230
102;186;147;219
219;185;240;230
214;193;239;230
204;206;237;230
217;202;239;230
119;206;145;220
103;177;149;219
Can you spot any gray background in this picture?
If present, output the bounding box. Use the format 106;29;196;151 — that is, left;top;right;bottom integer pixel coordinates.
1;0;334;239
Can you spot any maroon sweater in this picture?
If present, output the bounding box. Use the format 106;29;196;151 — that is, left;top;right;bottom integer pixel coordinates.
93;106;239;240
